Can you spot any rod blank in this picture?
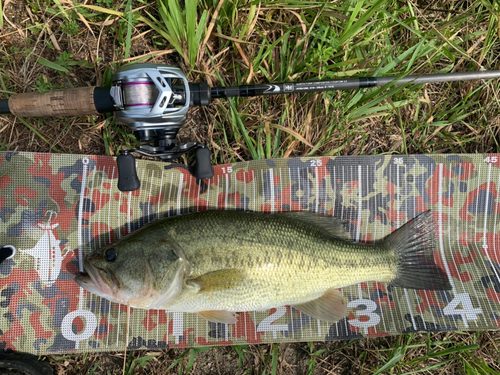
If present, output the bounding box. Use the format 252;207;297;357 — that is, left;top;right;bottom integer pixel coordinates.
211;70;500;99
376;70;500;86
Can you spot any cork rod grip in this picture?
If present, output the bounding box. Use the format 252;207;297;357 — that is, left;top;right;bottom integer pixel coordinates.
8;86;99;117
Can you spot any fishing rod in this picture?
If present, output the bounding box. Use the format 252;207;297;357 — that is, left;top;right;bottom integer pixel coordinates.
1;63;499;192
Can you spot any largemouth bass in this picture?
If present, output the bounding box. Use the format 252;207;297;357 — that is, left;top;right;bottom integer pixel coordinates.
74;210;451;324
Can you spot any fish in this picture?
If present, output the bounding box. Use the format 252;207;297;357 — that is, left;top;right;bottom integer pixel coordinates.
74;210;451;324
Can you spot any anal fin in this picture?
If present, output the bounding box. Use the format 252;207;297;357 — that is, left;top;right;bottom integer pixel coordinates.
292;289;347;322
198;310;238;324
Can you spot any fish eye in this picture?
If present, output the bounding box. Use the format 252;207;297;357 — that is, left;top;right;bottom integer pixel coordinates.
105;248;117;262
166;249;179;262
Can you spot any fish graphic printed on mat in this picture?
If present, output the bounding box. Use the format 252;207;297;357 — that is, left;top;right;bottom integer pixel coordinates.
75;210;451;324
20;212;72;287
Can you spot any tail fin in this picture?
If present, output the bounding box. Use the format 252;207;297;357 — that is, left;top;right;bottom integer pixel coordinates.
387;211;452;290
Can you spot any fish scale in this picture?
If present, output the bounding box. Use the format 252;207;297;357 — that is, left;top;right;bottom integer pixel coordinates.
76;210;451;323
143;211;397;311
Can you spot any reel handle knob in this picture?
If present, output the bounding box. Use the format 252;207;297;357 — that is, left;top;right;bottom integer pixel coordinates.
194;146;214;180
117;151;141;192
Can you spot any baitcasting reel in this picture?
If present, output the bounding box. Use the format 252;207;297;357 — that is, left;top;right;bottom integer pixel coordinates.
2;62;500;191
109;64;214;191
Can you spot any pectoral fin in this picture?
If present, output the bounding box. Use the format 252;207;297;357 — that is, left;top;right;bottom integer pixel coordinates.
187;269;246;293
198;310;238;324
292;289;347;322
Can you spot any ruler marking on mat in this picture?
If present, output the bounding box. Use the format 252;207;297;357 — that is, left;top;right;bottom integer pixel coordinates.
434;163;457;327
401;164;417;332
253;169;256;212
470;165;493;324
225;173;230;340
117;190;122;240
75;158;89;350
216;175;220;209
288;167;292;210
493;168;500;279
108;165;115;245
177;173;184;215
95;166;102;248
115;172;122;346
331;164;336;215
269;168;274;213
91;168;104;347
205;174;211;209
146;170;154;344
420;163;437;328
127;190;132;234
445;163;464;292
356;165;362;242
106;165;114;349
148;169;154;224
243;167;247;210
483;163;500;284
225;173;229;210
471;165;493;323
439;163;473;329
314;165;318;215
490;167;500;327
438;164;456;292
404;163;424;332
298;168;301;212
168;172;174;215
316;165;322;337
279;168;283;213
196;172;201;212
371;162;389;334
449;165;477;327
158;170;164;219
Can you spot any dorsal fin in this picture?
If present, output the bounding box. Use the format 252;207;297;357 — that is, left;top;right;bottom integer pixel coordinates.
277;211;352;240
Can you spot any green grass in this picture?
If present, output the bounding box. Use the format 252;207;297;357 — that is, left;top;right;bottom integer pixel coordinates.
188;0;499;160
1;0;500;374
144;0;208;68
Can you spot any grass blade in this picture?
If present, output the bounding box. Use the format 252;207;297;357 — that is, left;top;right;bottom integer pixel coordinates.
79;5;124;16
186;0;197;66
271;343;278;375
124;0;133;59
373;348;406;375
339;0;386;45
17;118;62;153
37;57;69;73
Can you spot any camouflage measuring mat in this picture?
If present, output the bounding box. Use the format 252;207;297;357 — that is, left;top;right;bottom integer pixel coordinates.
1;151;499;354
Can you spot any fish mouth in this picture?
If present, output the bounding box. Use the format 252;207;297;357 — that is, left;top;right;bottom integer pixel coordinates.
74;270;90;279
74;262;119;302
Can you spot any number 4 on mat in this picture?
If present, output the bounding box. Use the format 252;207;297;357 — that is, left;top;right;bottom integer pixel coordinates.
443;293;482;328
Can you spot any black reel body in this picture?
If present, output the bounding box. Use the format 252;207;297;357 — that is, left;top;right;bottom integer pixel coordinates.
110;64;214;191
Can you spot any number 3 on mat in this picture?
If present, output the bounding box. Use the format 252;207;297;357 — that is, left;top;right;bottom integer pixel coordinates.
347;299;380;332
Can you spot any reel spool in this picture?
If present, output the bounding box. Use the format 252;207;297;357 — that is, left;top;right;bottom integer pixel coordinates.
110;64;214;191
